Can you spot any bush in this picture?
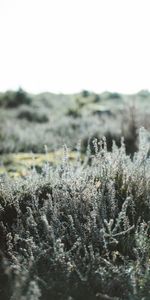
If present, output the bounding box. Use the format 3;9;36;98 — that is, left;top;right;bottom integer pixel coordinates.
0;88;32;108
93;94;101;103
66;108;81;118
107;92;121;99
17;108;49;123
81;90;90;97
0;128;150;299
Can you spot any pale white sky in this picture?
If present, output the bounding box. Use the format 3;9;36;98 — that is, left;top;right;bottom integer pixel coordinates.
0;0;150;94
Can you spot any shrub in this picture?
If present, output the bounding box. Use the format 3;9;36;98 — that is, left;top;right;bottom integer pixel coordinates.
121;101;139;156
66;108;81;118
93;94;101;103
17;108;49;123
106;92;121;99
0;128;150;299
81;90;90;97
0;88;32;108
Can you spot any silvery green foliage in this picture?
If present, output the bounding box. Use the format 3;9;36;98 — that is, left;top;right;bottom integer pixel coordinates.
0;128;150;300
1;93;149;155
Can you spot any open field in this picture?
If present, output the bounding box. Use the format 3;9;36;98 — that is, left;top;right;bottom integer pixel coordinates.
0;90;150;300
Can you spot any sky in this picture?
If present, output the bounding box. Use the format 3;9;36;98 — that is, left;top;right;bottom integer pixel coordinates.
0;0;150;94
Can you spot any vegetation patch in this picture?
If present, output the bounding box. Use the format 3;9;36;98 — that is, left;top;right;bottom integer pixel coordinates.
0;150;82;177
0;129;150;300
0;89;150;299
17;108;49;123
0;88;32;108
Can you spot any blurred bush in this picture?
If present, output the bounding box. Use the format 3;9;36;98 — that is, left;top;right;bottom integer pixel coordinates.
66;108;81;118
81;90;90;97
107;92;122;99
0;88;32;108
17;107;49;123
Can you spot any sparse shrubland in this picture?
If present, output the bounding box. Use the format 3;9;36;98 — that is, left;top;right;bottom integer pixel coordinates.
0;90;150;156
0;128;150;300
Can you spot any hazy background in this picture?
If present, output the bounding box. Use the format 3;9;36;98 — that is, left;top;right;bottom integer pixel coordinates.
0;0;150;94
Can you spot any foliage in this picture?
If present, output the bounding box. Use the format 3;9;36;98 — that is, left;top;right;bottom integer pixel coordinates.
0;88;32;108
0;128;150;299
17;107;49;123
81;90;91;97
66;108;81;118
107;92;122;99
0;89;150;155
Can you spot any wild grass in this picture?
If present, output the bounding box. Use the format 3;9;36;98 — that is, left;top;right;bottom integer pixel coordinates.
0;128;150;300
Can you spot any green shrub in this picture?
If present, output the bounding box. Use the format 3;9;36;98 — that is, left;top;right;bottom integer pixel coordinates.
17;108;49;123
81;90;90;97
93;94;101;102
66;108;81;118
107;92;121;99
0;88;32;108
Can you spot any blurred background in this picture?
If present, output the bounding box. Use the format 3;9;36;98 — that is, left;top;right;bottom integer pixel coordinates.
0;0;150;175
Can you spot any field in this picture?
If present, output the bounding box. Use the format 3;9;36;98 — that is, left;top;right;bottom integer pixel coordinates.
0;89;150;300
